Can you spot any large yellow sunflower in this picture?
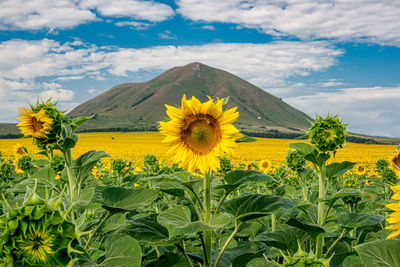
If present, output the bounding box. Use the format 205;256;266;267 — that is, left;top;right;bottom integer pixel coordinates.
386;184;400;239
389;150;400;175
159;95;240;174
16;108;53;139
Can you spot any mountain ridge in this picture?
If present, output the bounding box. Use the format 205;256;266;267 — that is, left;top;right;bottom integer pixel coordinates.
68;62;312;133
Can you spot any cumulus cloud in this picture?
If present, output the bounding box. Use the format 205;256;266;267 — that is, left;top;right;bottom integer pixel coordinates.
0;38;342;122
177;0;400;47
80;0;174;22
0;0;96;30
285;87;400;137
0;0;174;31
40;89;75;101
101;41;342;86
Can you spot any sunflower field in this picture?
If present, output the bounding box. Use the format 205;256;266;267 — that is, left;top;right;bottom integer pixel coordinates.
1;98;400;267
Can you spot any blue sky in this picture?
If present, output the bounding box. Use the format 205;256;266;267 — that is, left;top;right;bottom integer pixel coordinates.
0;0;399;137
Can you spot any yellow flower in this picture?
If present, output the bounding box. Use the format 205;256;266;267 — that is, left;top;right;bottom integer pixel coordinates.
159;95;240;174
14;143;27;157
134;183;140;187
354;164;367;176
386;185;400;239
259;159;272;173
16;108;53;139
55;172;61;180
389;150;400;175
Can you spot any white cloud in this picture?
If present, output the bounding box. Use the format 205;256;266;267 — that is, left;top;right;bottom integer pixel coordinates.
317;79;345;88
285;86;400;137
40;89;75;101
0;0;96;31
201;25;216;31
177;0;400;47
115;21;152;30
101;41;342;87
0;38;342;122
0;0;174;31
80;0;174;22
88;89;97;95
158;30;177;40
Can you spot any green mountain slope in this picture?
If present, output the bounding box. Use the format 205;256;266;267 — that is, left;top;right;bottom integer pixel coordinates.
68;62;312;133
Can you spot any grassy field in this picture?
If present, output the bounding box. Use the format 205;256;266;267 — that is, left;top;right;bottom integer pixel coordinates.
1;132;396;167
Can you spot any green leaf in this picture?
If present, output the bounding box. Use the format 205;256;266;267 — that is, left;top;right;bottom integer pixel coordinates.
222;194;296;222
122;216;174;245
286;217;325;239
209;213;232;228
102;213;127;233
355;239;400;267
335;213;384;229
102;187;158;212
61;135;78;152
289;142;314;155
216;170;276;195
31;167;56;188
254;228;299;251
157;205;209;238
326;161;356;179
74;150;110;184
235;135;258;143
304;150;330;167
100;234;141;267
341;255;364;267
322;188;363;206
71;116;93;131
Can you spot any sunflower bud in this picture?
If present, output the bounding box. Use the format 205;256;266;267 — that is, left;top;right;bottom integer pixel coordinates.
282;244;331;267
286;150;306;172
0;187;81;266
307;115;347;153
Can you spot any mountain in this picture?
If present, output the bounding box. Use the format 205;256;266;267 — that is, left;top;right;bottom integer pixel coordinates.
69;62;312;134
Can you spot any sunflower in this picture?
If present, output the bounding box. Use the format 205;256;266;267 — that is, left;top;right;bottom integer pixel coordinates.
386;185;400;239
159;95;240;174
354;164;367;176
259;159;272;173
16;108;53;139
389;150;400;175
14;143;27;157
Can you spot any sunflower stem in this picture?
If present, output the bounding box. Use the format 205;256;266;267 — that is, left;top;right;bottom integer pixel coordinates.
316;161;326;258
64;148;75;207
85;211;112;250
203;169;213;267
214;221;244;267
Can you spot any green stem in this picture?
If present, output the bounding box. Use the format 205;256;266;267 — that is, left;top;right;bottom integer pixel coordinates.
316;161;326;258
203;169;212;267
301;172;308;201
271;213;277;232
64;149;75;203
175;242;194;267
214;221;244;267
322;203;333;225
325;229;347;257
85;211;112;249
185;192;203;221
213;192;228;216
